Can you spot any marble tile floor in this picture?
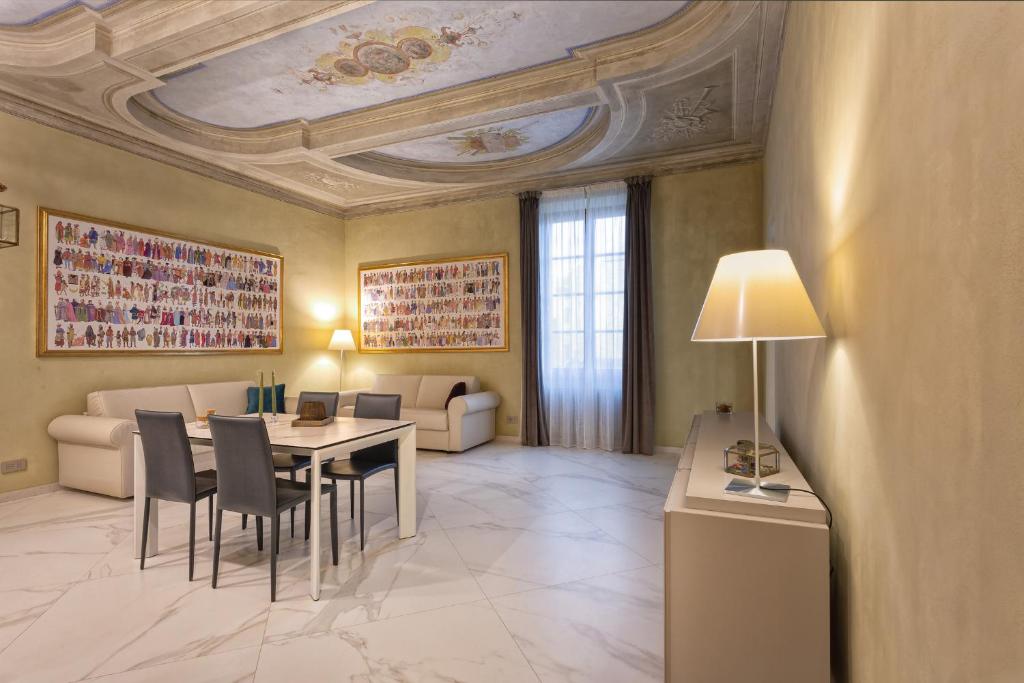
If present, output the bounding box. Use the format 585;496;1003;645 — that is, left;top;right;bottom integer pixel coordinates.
0;443;676;683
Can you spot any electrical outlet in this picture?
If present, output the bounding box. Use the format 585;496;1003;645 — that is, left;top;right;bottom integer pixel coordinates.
505;415;519;425
1;458;27;474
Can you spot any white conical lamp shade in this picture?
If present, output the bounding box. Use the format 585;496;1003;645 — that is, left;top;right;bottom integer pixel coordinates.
328;329;356;351
692;249;825;342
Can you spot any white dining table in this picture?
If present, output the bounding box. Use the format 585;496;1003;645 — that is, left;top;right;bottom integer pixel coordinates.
132;414;417;600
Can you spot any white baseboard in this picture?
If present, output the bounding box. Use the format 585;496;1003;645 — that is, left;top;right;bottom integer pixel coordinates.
494;435;520;444
0;482;61;505
655;445;683;455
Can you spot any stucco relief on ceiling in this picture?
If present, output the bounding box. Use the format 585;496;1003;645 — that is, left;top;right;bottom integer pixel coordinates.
0;0;118;26
153;1;688;128
371;107;592;163
0;1;785;216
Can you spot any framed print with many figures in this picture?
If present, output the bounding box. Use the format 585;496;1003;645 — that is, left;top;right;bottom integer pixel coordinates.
358;253;508;353
36;207;283;356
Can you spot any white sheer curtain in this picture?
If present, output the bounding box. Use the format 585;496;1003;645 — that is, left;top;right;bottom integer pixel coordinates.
539;182;627;451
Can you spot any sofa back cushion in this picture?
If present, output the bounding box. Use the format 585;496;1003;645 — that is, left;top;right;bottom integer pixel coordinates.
87;384;196;422
415;375;481;409
370;375;423;409
188;381;255;417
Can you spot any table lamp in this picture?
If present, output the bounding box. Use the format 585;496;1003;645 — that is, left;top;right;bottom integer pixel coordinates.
328;329;356;390
692;249;825;501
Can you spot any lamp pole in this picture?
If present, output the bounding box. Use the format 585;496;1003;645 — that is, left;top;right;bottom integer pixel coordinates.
338;349;345;392
752;338;761;490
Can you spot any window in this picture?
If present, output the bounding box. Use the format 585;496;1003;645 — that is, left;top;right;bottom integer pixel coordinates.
539;182;626;451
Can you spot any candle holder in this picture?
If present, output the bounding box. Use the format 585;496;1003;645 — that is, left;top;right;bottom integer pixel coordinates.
270;371;278;422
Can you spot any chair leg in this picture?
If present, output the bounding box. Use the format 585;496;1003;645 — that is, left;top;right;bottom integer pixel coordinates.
212;508;223;589
359;479;365;551
139;497;151;571
270;514;279;602
208;495;214;542
289;470;296;538
330;487;339;566
188;501;196;582
256;516;264;551
349;480;355;519
276;513;281;555
242;513;247;530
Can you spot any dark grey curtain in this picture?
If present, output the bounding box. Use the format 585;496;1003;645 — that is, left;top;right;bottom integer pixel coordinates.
519;191;549;446
621;176;655;455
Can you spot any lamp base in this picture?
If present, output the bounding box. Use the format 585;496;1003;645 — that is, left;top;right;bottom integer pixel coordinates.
723;478;790;502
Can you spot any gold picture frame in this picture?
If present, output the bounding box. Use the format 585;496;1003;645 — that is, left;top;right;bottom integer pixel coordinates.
36;207;284;357
358;252;509;353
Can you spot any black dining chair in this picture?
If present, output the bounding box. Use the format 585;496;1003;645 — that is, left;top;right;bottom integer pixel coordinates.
208;414;339;602
319;393;401;551
135;409;217;582
243;391;341;538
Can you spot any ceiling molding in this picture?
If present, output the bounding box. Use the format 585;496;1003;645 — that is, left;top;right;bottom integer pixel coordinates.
342;143;764;219
0;89;346;218
0;1;786;219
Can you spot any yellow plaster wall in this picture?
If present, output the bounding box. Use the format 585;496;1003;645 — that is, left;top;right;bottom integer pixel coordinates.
0;112;346;494
764;3;1024;679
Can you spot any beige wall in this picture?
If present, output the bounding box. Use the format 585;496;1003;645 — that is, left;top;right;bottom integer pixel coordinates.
344;163;764;446
764;3;1024;681
0;109;764;494
0;112;346;494
652;163;763;445
342;196;523;437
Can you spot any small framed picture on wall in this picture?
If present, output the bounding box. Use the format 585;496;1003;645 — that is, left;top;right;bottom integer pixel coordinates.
358;253;508;353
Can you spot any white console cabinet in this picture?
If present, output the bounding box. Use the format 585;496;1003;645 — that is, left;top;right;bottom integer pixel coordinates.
664;412;830;682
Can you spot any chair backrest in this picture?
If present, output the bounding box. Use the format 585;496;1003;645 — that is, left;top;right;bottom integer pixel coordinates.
352;393;401;463
297;391;340;417
354;393;402;420
135;410;197;504
208;415;277;516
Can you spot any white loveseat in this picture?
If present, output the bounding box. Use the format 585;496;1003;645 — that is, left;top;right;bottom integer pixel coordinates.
47;381;254;498
338;374;500;453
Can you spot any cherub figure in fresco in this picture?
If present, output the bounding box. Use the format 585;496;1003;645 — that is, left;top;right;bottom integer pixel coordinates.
439;19;488;48
297;67;343;88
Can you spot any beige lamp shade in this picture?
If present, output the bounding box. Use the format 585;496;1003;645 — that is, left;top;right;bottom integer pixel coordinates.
692;249;825;342
328;329;356;351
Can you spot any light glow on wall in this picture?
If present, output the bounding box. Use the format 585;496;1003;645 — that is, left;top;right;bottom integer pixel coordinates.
311;301;339;323
813;3;882;253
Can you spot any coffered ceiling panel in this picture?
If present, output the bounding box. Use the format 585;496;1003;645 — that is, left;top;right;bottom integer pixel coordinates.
370;106;593;163
0;0;787;217
154;1;687;128
0;0;118;26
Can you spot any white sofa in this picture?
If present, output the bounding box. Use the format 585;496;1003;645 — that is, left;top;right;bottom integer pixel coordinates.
46;374;499;498
47;381;254;498
338;374;500;453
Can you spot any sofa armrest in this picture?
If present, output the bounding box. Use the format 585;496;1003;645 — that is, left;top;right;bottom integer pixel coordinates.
448;391;501;417
339;388;368;409
47;415;134;449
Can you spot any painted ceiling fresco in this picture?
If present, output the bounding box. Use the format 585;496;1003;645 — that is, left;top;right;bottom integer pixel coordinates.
0;0;118;26
154;0;688;128
370;107;592;163
0;1;786;216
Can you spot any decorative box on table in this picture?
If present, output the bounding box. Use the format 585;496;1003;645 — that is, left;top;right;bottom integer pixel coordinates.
723;439;780;478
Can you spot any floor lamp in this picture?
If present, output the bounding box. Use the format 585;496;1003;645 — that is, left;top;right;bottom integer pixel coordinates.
328;329;356;391
691;250;825;501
